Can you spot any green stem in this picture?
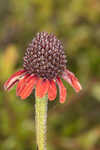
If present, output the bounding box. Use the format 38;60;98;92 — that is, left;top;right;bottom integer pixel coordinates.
35;95;48;150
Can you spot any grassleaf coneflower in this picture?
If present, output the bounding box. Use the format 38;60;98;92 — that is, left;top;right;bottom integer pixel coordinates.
4;32;82;150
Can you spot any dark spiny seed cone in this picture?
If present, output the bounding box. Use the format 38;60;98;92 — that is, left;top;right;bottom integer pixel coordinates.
23;32;67;79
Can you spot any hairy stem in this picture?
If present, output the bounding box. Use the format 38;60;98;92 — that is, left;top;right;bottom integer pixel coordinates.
35;95;48;150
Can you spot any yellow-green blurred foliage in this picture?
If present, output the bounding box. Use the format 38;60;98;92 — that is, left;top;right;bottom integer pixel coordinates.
0;0;100;150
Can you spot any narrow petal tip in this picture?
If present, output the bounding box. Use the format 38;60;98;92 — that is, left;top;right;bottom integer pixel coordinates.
74;80;82;92
4;69;26;91
62;69;82;93
56;77;67;103
48;80;57;101
4;80;18;91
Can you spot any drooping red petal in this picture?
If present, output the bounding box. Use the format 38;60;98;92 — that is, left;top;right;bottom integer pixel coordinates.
48;80;57;101
62;69;82;92
17;75;37;99
4;69;26;91
56;77;67;103
16;73;30;96
19;75;38;99
36;78;50;98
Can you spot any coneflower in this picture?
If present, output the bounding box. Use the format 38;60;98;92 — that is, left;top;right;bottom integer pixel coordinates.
4;32;82;150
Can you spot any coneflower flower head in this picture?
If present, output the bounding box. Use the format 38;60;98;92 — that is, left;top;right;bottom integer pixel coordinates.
23;32;66;79
4;32;82;103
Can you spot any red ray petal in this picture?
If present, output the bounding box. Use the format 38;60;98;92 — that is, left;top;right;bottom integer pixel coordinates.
20;75;38;99
48;80;57;101
36;78;50;98
56;77;67;103
16;74;30;96
4;69;26;91
62;69;82;92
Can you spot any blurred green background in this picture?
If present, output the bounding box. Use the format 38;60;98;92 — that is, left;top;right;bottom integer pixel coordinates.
0;0;100;150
